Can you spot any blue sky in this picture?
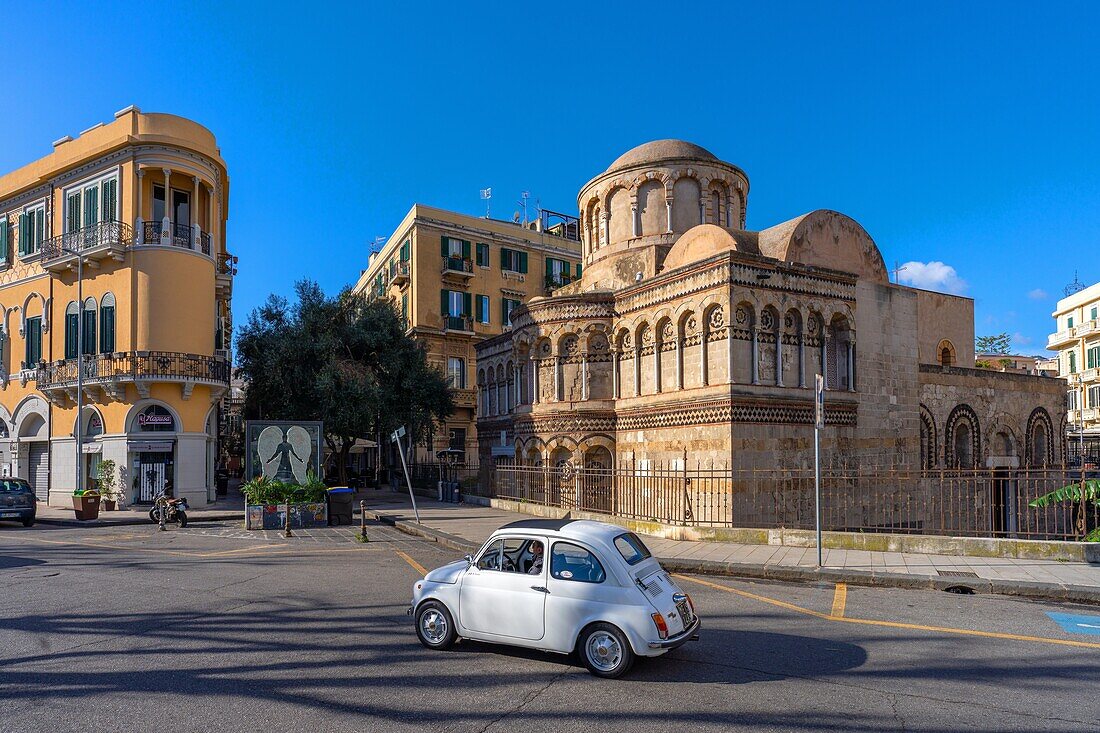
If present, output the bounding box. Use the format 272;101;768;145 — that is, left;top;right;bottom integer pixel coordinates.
1;1;1097;354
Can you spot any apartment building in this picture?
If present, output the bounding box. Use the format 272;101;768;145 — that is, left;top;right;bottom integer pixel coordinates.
0;107;234;506
352;204;581;462
1048;280;1100;458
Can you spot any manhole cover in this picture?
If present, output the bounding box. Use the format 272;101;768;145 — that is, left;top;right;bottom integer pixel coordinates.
937;570;979;578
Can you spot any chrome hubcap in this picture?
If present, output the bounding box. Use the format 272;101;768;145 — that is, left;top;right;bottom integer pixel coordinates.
586;631;622;672
420;609;447;644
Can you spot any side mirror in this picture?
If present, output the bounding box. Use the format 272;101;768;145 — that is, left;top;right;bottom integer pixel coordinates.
464;554;474;566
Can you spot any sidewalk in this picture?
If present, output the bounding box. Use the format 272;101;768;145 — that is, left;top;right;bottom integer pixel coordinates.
362;491;1100;605
34;485;246;527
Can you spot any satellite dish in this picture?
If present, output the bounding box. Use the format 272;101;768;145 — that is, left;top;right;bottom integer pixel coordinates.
513;212;521;223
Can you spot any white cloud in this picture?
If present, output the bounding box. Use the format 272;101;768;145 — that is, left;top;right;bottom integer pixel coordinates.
898;261;967;295
1012;332;1033;347
1028;288;1048;301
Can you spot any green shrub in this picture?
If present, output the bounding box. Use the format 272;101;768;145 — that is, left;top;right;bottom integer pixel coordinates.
242;472;328;505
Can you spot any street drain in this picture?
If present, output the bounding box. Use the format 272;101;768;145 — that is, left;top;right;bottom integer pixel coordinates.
937;570;979;578
943;585;976;595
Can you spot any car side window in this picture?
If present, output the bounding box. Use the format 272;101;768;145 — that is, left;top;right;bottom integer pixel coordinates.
477;539;503;570
550;541;606;583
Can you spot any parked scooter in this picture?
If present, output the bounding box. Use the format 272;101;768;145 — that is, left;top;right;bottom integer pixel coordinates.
149;492;189;528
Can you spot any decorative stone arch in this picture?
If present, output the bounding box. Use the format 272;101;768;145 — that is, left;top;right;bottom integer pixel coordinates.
1025;407;1055;467
14;395;49;440
654;316;674;346
19;292;48;336
73;404;108;437
0;402;12;437
676;308;697;338
987;422;1020;461
702;302;725;333
944;404;981;469
938;339;957;367
919;404;938;469
557;332;580;359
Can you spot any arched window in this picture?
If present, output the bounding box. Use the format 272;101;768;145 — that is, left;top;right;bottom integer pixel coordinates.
100;293;116;354
937;339;956;367
135;404;175;432
82;297;96;355
65;301;79;359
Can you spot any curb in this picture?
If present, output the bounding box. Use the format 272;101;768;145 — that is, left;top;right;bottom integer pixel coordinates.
35;512;244;528
365;507;1100;606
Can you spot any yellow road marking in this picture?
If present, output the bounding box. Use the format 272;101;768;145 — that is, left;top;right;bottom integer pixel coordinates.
15;534;383;559
831;583;848;618
395;549;427;576
674;574;1100;651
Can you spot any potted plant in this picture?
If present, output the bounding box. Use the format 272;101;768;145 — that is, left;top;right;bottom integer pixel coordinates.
97;459;120;511
72;487;101;521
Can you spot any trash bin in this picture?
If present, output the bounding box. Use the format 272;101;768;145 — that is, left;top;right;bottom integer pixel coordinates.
216;471;229;496
72;491;101;521
450;482;461;503
327;488;355;526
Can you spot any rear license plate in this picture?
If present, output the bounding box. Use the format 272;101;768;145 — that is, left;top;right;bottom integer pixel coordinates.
0;512;20;518
676;600;692;623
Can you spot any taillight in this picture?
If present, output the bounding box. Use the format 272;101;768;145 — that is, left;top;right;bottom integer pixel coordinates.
651;612;669;639
685;594;695;613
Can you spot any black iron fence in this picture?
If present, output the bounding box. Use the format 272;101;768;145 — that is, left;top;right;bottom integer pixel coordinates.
40;221;133;261
441;256;473;274
38;351;230;388
433;463;1099;542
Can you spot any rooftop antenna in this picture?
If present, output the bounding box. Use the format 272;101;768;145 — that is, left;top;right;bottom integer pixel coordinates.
517;191;530;226
480;188;492;219
1064;271;1086;297
370;236;387;254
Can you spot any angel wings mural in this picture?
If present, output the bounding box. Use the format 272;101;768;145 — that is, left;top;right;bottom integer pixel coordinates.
257;425;313;484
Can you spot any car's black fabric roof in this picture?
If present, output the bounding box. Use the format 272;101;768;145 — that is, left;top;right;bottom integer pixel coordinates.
501;517;576;531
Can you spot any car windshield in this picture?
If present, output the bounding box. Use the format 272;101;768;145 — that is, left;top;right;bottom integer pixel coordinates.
0;479;31;493
613;532;652;565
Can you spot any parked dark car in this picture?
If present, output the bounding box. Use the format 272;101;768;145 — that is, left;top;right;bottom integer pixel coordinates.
0;478;37;527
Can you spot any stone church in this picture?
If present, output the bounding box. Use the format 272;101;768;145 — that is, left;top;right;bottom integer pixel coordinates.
475;140;1065;476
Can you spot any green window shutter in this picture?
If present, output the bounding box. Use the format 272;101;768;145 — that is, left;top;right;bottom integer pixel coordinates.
500;247;508;269
519;252;528;273
401;240;410;261
65;313;78;359
0;218;8;261
35;208;44;246
501;298;508;324
475;295;484;323
82;309;96;355
462;292;472;317
100;307;115;353
440;236;448;257
563;261;571;277
462;240;471;259
545;257;553;276
440;289;449;316
17;214;27;256
67;192;81;233
84;187;98;227
576;262;582;277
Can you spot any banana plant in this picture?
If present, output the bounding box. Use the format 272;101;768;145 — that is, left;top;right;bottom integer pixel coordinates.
1029;479;1100;541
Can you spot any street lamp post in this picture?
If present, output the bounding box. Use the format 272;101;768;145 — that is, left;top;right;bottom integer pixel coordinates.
1077;379;1086;537
58;246;86;497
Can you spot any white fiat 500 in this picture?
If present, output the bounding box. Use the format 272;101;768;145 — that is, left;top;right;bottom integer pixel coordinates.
410;518;699;678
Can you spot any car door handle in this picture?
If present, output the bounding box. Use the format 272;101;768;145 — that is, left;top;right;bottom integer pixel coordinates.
530;586;549;594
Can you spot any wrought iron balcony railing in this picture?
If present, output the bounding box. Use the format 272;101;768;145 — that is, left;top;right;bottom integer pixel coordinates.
141;220;203;250
40;221;133;262
217;252;237;276
442;315;473;332
441;256;473;275
37;351;230;389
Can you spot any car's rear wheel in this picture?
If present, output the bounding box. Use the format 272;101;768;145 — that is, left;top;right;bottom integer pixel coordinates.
415;600;457;650
578;622;634;678
21;517;34;528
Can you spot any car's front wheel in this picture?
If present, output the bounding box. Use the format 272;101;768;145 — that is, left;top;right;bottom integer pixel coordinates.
415;600;457;650
578;622;634;678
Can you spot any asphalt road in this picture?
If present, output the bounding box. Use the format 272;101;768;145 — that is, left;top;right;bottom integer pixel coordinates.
1;521;1098;732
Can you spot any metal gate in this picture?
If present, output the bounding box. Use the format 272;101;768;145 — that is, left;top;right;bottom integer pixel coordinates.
28;443;49;501
135;452;173;503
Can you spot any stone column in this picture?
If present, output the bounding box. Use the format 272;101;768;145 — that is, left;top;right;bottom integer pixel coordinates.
514;365;521;406
821;337;828;389
847;341;856;391
206;184;215;248
700;331;708;386
161;168;172;244
191;176;201;249
600;212;609;247
675;337;683;390
612;350;619;398
555;356;563;402
135;169;145;244
798;334;806;388
581;355;589;401
532;359;539;404
665;197;673;233
631;201;639;237
654;343;661;393
726;325;735;384
634;345;642;396
776;332;784;387
751;329;760;385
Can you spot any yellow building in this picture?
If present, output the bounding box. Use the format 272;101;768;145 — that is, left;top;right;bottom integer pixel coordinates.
1049;280;1100;458
352;205;581;462
0;106;234;507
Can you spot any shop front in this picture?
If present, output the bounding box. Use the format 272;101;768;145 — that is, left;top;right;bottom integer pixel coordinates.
127;405;177;504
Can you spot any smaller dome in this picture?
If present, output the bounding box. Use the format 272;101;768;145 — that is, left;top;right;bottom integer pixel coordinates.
607;139;719;173
663;224;756;271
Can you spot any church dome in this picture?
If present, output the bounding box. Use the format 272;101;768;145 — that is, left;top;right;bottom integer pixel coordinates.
606;139;719;173
662;224;759;271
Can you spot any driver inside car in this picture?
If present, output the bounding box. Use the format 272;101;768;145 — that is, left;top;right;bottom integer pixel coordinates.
524;541;544;575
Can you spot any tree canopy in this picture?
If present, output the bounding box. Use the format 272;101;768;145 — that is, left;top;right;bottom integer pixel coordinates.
975;332;1012;355
235;280;454;483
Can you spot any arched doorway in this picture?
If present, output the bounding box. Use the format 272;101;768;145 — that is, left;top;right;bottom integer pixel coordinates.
18;412;49;501
129;404;177;503
581;445;613;513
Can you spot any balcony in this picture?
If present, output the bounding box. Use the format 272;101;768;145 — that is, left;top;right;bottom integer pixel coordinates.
216;252;238;297
139;220;214;255
442;315;473;333
1076;319;1100;340
391;260;410;286
1048;327;1075;350
40;221;133;272
545;273;573;293
451;387;477;407
1078;367;1100;384
37;351;230;404
441;256;474;280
